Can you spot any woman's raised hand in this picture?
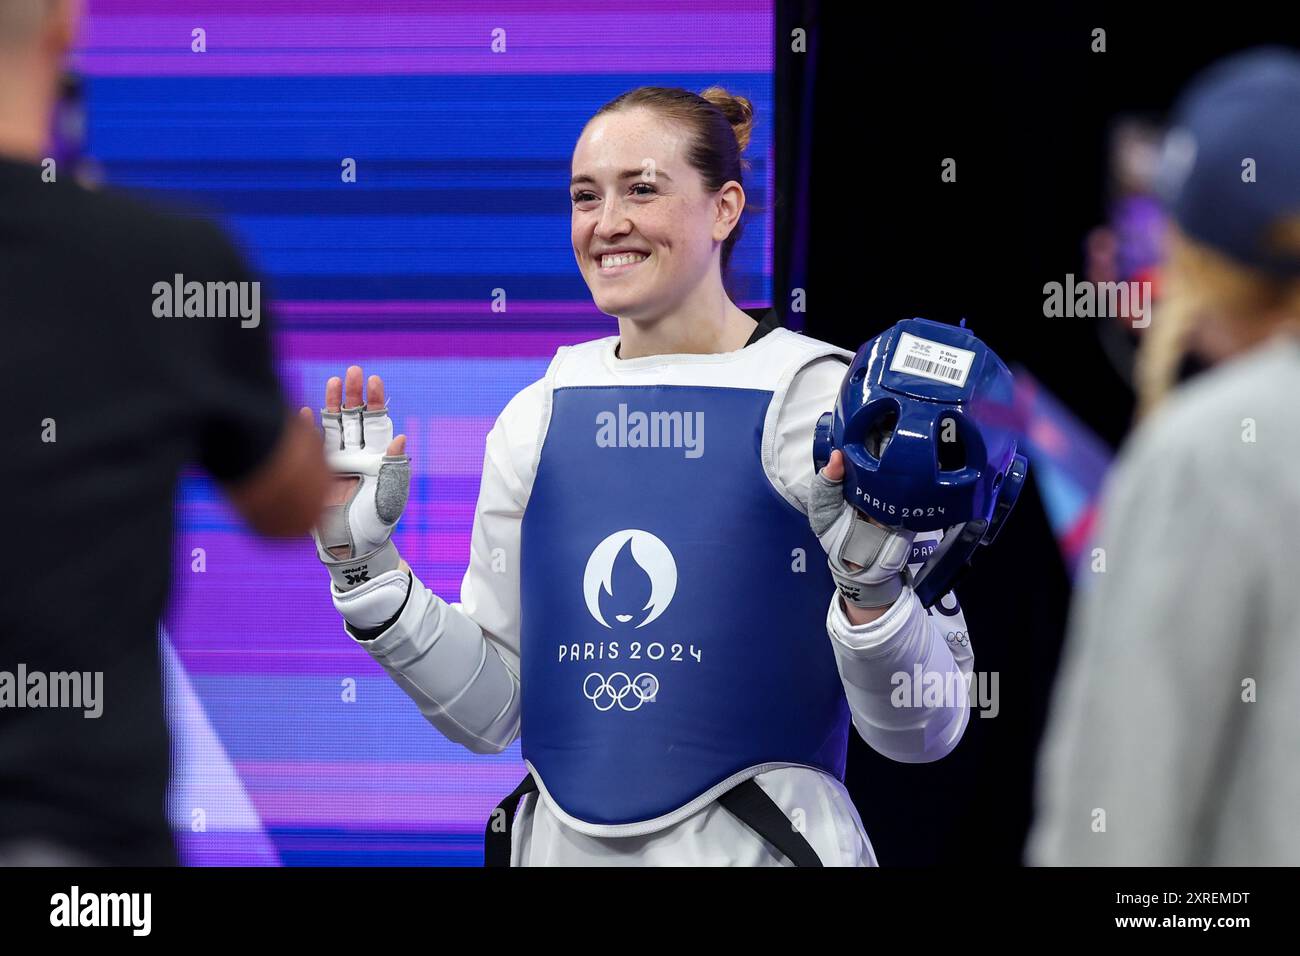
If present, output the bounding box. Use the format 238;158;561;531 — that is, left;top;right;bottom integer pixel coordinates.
302;365;411;590
299;366;406;511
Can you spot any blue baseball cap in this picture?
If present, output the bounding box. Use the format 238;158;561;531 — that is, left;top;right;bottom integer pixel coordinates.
1155;47;1300;276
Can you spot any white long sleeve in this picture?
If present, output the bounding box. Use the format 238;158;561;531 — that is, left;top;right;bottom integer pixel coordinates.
343;378;546;753
824;586;971;763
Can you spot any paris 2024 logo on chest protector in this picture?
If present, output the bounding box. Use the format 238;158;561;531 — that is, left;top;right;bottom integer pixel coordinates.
578;530;678;711
583;529;677;628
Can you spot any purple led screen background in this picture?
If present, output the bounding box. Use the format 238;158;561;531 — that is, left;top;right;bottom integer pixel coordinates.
72;0;774;864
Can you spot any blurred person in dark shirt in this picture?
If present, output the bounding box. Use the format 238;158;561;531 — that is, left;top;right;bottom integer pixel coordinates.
0;0;329;865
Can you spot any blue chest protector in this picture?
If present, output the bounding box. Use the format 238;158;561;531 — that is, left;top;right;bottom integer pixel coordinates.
520;382;851;827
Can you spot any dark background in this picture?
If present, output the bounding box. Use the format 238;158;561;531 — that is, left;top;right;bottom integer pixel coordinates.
775;2;1300;864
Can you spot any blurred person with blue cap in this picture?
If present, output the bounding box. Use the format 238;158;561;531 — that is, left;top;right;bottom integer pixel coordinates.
1027;47;1300;865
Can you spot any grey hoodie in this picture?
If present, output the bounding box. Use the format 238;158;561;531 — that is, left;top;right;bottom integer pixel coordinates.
1027;334;1300;865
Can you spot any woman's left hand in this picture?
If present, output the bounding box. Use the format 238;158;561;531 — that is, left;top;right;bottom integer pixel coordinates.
808;450;916;611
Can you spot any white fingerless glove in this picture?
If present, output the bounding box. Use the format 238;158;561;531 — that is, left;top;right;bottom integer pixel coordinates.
313;403;411;596
808;470;916;608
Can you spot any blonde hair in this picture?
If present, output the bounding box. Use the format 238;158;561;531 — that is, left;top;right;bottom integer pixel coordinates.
1134;222;1300;418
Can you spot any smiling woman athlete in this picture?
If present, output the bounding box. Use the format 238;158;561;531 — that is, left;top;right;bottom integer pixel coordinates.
304;87;973;866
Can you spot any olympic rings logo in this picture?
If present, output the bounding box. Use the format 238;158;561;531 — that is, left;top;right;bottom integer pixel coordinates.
583;672;659;711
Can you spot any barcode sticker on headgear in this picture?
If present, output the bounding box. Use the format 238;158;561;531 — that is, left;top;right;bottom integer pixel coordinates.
889;332;975;388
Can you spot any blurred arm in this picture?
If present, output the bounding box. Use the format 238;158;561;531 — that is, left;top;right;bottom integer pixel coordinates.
225;413;328;536
182;227;328;536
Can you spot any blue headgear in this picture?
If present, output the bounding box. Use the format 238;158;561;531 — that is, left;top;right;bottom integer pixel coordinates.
813;318;1028;607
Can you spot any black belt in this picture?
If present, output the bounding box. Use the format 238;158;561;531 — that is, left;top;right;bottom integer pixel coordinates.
484;772;539;867
484;774;823;867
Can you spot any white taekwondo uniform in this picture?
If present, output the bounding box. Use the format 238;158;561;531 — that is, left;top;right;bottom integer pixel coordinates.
344;326;974;865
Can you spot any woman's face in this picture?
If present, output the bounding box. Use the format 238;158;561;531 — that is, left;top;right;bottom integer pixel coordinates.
570;107;738;320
